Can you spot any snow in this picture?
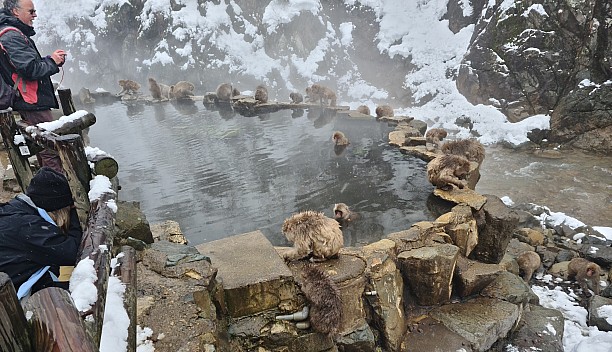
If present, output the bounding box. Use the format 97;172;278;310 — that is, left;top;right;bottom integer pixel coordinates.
22;1;609;350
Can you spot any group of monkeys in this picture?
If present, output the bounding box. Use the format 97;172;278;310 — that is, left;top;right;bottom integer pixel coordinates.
117;78;196;100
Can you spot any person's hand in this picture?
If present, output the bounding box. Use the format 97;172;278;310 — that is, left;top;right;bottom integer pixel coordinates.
50;49;67;67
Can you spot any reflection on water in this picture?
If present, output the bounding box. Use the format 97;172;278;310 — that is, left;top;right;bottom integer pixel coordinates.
477;146;612;227
88;101;436;246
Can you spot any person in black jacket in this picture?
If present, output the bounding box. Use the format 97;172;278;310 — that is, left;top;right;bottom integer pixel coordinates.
0;0;66;172
0;166;83;299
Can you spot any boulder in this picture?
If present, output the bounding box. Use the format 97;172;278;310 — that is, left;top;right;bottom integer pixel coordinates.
454;256;505;298
508;304;565;352
469;195;519;264
114;200;154;244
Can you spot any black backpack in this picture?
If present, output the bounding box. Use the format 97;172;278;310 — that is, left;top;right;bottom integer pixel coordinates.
0;27;22;110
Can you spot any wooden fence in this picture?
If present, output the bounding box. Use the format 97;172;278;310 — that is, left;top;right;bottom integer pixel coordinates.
0;89;136;351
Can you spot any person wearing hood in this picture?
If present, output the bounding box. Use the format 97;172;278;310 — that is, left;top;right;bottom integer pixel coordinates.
0;166;83;300
0;0;66;172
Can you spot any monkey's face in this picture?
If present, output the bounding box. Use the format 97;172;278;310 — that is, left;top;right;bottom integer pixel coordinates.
333;203;349;220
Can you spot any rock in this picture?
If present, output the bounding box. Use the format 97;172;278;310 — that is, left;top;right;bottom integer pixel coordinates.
400;316;474;352
150;220;188;244
454;256;505;298
515;228;545;246
398;244;460;305
115;200;154;244
429;297;520;351
196;231;299;318
469;195;519;264
481;271;538;306
589;295;612;331
508;304;565;352
142;241;215;280
433;188;487;210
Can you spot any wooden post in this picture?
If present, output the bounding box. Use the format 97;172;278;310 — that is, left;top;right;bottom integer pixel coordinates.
55;134;92;228
116;246;137;352
58;88;76;115
0;272;32;352
0;111;32;191
77;191;116;348
23;287;96;352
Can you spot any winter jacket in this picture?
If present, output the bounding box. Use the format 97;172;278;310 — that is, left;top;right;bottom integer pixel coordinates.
0;9;59;111
0;195;82;293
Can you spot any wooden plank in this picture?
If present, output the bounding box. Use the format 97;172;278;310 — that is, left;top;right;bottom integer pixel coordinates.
116;246;137;352
0;272;32;352
55;134;91;228
58;88;76;116
23;287;96;352
0;111;32;192
48;112;96;136
77;191;116;348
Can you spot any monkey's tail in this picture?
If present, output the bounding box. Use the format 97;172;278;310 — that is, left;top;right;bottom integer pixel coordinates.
300;264;343;337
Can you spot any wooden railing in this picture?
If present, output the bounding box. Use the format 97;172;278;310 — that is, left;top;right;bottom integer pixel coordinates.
0;89;135;352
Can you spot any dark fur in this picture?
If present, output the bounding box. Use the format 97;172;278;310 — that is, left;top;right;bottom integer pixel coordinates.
375;105;393;118
441;139;485;164
254;85;268;103
300;264;343;336
290;92;303;104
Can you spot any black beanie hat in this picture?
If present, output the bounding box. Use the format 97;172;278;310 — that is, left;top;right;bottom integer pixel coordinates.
26;167;74;212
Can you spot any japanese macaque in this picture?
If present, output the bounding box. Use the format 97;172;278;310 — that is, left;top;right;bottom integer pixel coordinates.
170;81;195;99
426;154;471;190
568;257;601;296
332;131;349;146
117;79;140;95
375;105;394;118
516;251;541;282
216;83;238;101
425;128;448;150
78;87;95;105
290;92;303;104
441;139;486;165
254;85;268;104
356;105;370;115
281;210;343;262
148;78;171;100
333;203;359;228
300;264;343;336
306;84;337;107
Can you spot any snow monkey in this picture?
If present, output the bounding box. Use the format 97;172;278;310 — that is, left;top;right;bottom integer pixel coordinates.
117;79;141;95
332;131;349;146
425;128;448;150
170;81;195;99
516;250;541;282
356;105;370;115
216;83;238;101
441;139;486;165
306;84;337;107
300;264;343;337
568;257;601;296
281;210;343;262
254;85;268;104
148;78;171;100
333;203;359;229
426;154;471;190
290;92;303;104
375;105;394;118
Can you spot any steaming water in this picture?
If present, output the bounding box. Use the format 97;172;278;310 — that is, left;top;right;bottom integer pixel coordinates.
87;100;436;246
87;101;612;247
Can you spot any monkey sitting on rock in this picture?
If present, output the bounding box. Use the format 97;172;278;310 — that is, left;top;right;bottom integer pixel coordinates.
254;85;268;104
281;210;343;262
441;138;485;165
426;154;471;191
216;83;239;102
568;257;601;296
117;79;141;96
425;128;448;151
290;92;303;104
306;84;337;107
356;105;370;115
170;81;195;100
375;105;393;118
148;77;171;100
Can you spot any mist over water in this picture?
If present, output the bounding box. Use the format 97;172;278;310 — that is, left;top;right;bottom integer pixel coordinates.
88;101;436;246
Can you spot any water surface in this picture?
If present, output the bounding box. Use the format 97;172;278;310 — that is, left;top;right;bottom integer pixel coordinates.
88;101;435;246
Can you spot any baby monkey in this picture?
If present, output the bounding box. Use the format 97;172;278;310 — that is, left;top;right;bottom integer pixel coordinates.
568;257;601;296
425;128;448;151
118;79;141;96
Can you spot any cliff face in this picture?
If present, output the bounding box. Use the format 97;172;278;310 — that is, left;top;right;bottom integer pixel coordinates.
42;1;611;152
454;0;611;152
